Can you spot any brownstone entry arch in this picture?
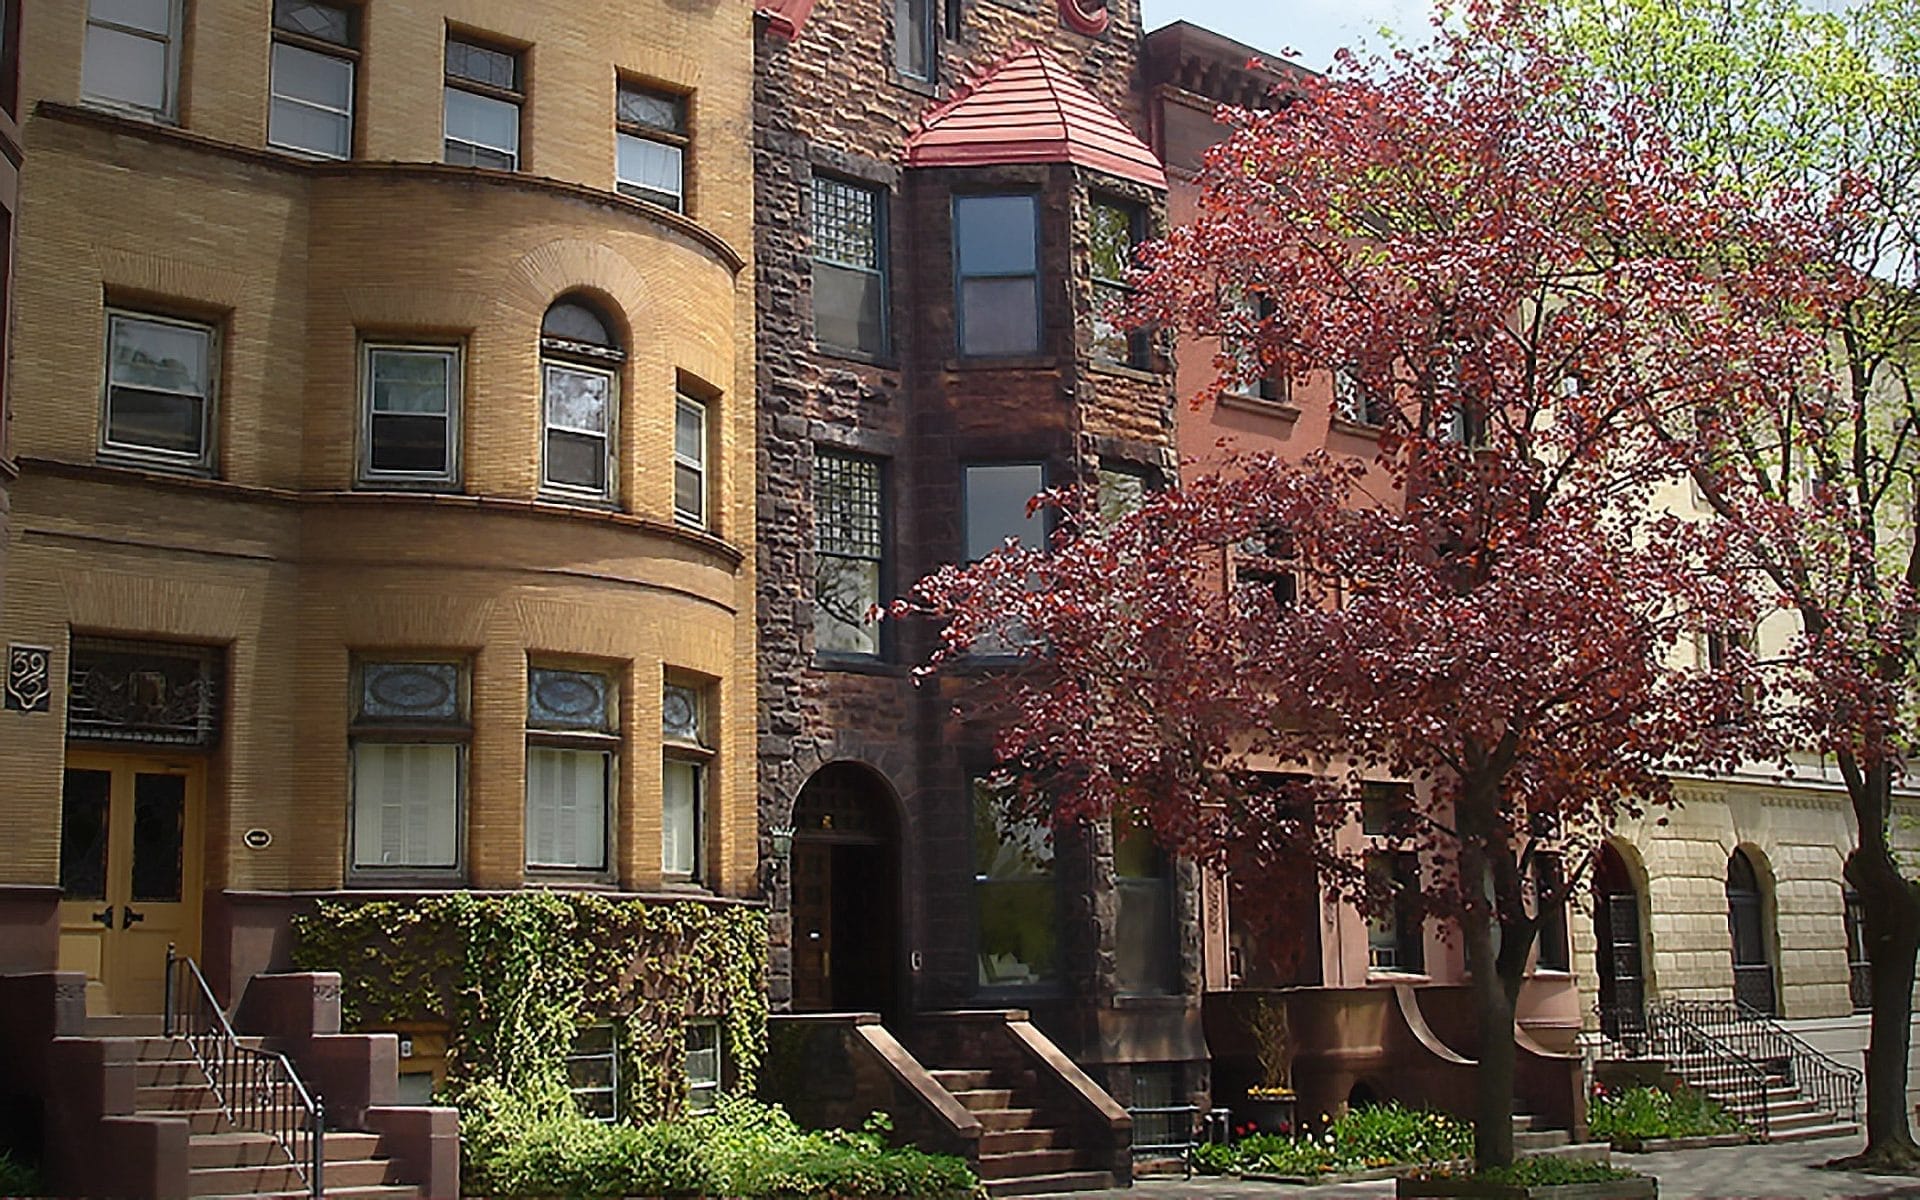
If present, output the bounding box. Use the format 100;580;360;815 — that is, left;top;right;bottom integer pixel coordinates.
790;762;900;1017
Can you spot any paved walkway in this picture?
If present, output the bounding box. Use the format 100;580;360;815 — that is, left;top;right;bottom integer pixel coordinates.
1083;1137;1920;1199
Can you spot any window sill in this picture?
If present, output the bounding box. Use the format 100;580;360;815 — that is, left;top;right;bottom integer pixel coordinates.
1366;971;1431;984
1527;969;1574;980
944;355;1058;372
354;479;465;494
658;878;715;898
1088;360;1165;384
345;871;466;889
1330;416;1385;439
97;450;215;479
1217;393;1302;423
525;873;619;889
814;343;900;371
814;655;908;677
890;70;941;98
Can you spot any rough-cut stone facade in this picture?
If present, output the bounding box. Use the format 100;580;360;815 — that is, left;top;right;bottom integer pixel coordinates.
755;0;1204;1109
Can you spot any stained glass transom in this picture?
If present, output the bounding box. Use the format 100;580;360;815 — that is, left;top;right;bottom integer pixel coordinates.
663;683;703;743
529;668;613;732
273;0;352;45
68;638;222;747
359;662;461;722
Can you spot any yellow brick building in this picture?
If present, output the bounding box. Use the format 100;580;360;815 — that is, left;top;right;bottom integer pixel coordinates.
0;0;757;1024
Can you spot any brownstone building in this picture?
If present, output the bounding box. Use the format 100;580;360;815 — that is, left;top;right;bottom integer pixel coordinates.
754;0;1196;1187
0;2;758;1190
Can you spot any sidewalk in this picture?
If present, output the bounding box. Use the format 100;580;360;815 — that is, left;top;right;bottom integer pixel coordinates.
1085;1136;1920;1200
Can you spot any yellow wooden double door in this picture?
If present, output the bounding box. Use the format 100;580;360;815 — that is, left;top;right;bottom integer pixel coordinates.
56;752;204;1015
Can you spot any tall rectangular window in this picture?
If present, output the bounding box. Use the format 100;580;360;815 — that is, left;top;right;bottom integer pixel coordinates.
541;361;616;501
684;1021;722;1111
102;310;216;473
1845;889;1871;1013
84;0;182;119
1534;854;1570;972
269;0;357;160
444;35;522;170
674;394;707;529
894;0;934;80
973;778;1058;988
1225;290;1282;401
812;176;888;357
616;81;688;212
526;667;618;874
350;660;468;877
1115;817;1178;994
567;1024;620;1122
814;449;885;658
1366;851;1424;973
662;681;711;881
362;344;459;487
954;194;1040;358
1090;198;1145;368
1336;366;1384;426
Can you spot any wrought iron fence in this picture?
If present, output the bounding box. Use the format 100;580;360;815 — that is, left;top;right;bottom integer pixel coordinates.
164;944;323;1198
1656;998;1860;1126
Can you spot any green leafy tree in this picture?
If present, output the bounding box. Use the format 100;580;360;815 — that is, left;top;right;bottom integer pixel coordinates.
1555;0;1920;1170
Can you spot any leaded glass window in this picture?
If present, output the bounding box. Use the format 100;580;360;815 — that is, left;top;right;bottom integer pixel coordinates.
350;658;468;877
444;35;521;170
813;176;887;356
663;680;711;881
814;449;884;657
269;0;356;160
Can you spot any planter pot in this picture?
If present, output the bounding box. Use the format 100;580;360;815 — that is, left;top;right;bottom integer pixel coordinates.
1396;1176;1657;1200
1241;1092;1298;1136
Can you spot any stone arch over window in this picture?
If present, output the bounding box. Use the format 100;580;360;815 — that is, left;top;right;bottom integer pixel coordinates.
1726;845;1778;1015
538;292;627;504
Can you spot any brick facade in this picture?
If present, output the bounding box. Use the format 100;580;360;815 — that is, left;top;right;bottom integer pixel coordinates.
0;0;759;1013
754;0;1204;1109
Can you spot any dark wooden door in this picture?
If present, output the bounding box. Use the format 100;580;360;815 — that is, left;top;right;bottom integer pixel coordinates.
792;841;832;1011
1597;891;1645;1039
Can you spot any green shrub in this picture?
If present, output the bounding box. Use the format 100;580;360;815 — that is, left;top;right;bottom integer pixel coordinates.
1589;1083;1742;1147
1195;1102;1471;1176
1468;1158;1640;1185
462;1088;978;1199
0;1150;41;1196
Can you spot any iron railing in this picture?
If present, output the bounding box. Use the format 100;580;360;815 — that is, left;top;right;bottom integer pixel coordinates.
1639;1000;1773;1141
1657;998;1861;1125
164;944;324;1198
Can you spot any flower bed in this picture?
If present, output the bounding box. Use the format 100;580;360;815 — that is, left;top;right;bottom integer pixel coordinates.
1195;1102;1473;1178
464;1090;978;1200
1588;1084;1743;1152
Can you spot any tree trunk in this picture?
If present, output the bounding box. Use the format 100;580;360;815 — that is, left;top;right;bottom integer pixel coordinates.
1836;759;1920;1171
1459;838;1517;1171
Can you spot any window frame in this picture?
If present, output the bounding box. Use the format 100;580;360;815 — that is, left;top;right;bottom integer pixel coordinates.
1089;196;1147;370
970;775;1062;993
359;342;462;489
893;0;937;82
83;0;183;120
1533;853;1571;972
100;308;218;474
524;665;620;877
566;1022;622;1122
813;447;888;662
1365;849;1425;975
346;657;471;884
684;1019;723;1111
661;680;713;884
267;0;359;161
953;192;1042;359
1335;366;1385;427
1844;888;1871;1014
673;392;708;530
442;33;523;171
614;78;690;213
810;173;891;359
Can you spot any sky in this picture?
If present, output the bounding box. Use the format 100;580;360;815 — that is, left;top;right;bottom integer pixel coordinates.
1138;0;1435;71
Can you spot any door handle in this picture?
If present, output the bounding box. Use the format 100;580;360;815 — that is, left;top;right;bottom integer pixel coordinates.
91;907;113;929
121;906;145;929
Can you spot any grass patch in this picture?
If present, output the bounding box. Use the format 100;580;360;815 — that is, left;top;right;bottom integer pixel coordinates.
1588;1083;1742;1148
1194;1102;1473;1176
462;1087;977;1199
0;1150;42;1196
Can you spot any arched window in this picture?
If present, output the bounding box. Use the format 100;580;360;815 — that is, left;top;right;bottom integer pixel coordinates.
1726;849;1776;1015
539;296;623;502
1594;842;1647;1041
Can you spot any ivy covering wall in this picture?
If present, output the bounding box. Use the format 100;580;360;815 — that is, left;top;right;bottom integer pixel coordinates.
291;891;767;1121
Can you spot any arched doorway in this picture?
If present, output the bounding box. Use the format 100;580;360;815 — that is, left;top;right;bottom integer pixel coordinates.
1726;848;1776;1015
790;763;900;1017
1593;843;1646;1041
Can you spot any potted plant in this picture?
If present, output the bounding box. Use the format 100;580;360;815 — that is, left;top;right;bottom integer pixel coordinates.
1243;996;1298;1135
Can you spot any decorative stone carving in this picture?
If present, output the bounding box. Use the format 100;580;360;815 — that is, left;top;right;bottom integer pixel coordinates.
5;645;52;713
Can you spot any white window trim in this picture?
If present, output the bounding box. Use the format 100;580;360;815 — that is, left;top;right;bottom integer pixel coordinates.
83;0;183;121
684;1019;722;1110
359;342;462;488
674;393;708;529
540;359;619;503
661;679;713;882
442;38;523;171
268;39;355;160
100;308;217;473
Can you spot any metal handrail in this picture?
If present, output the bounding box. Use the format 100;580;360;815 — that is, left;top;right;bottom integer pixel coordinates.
1642;1001;1773;1141
1658;997;1861;1124
164;944;324;1198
